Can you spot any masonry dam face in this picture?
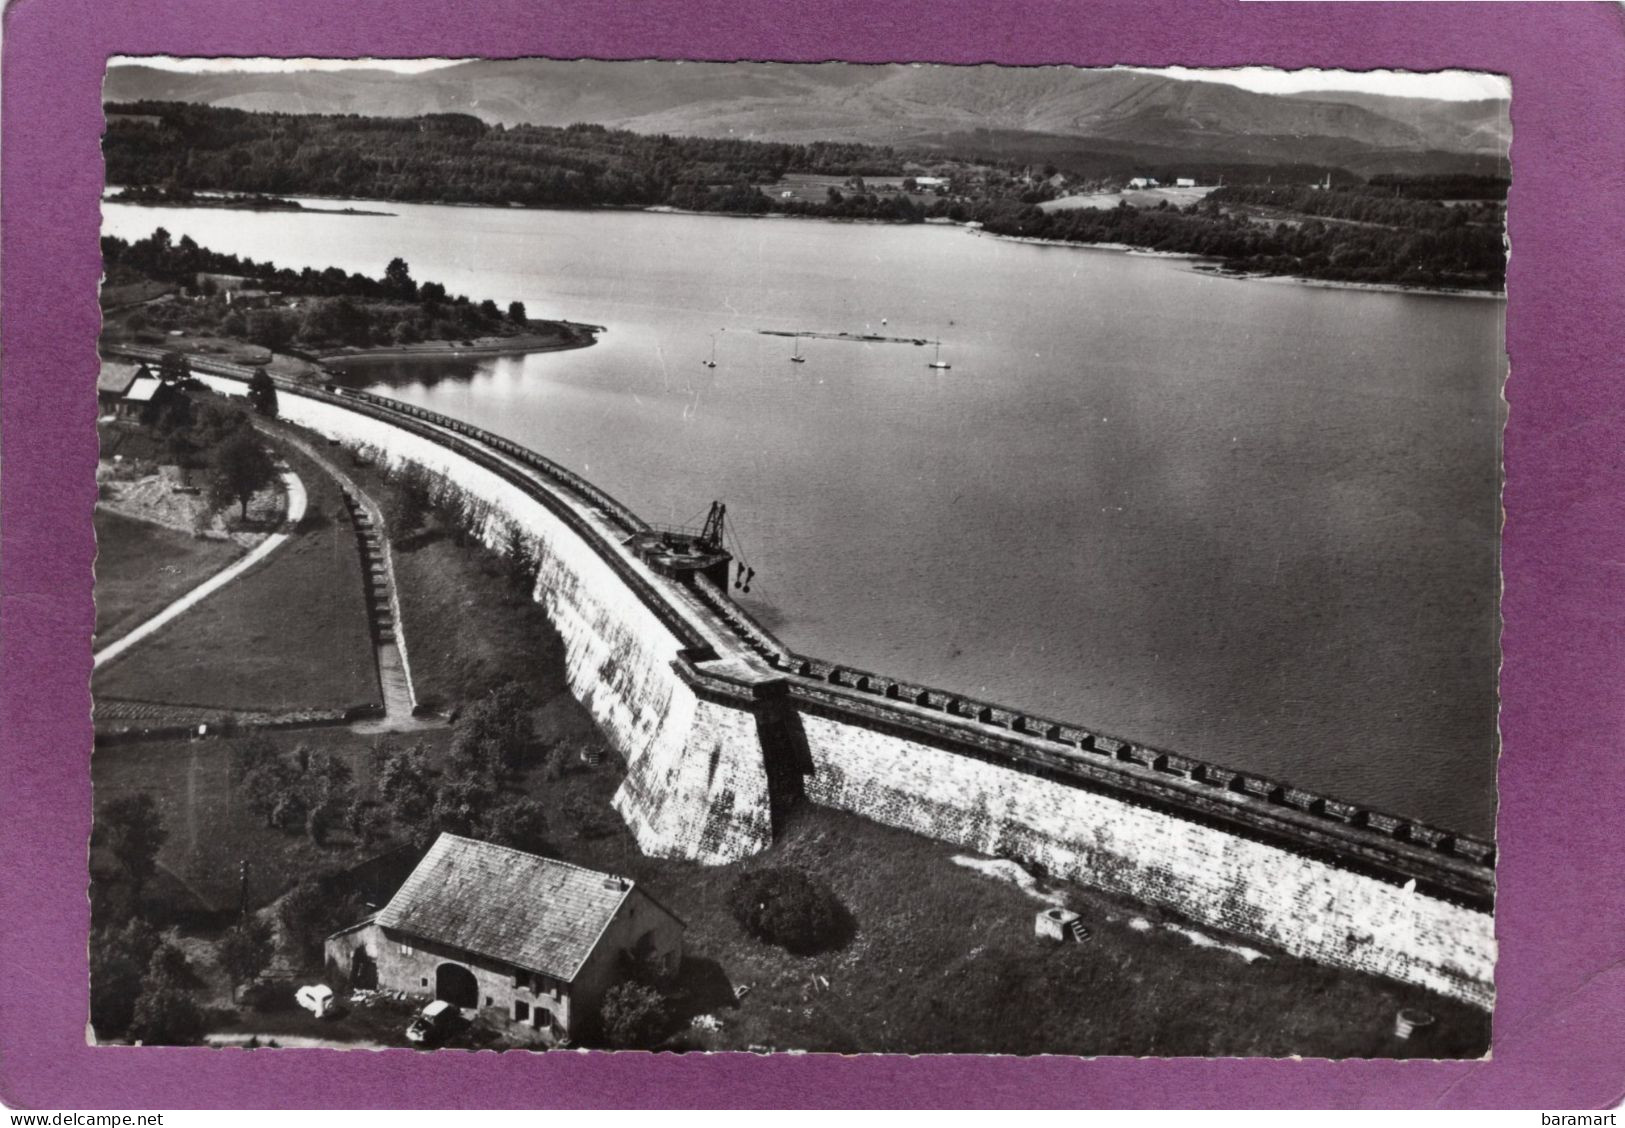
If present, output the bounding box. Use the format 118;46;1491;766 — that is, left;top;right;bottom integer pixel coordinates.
199;370;1496;1009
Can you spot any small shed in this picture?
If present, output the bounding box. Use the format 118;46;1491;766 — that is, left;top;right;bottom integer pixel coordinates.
1036;906;1088;943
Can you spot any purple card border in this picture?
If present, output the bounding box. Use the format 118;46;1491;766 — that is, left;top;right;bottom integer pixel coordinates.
4;0;1623;1110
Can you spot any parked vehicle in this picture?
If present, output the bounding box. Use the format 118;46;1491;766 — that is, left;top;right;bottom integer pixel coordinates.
295;984;335;1018
406;1000;459;1045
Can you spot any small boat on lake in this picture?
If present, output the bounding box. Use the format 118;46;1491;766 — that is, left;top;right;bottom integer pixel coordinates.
928;340;951;370
790;336;806;364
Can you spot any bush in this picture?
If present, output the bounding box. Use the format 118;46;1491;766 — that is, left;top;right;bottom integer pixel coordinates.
218;916;275;997
485;797;549;855
727;867;851;955
240;978;289;1014
128;984;204;1045
599;981;670;1049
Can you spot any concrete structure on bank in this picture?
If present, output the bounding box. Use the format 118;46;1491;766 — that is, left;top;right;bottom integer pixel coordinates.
168;353;1496;1009
324;834;683;1044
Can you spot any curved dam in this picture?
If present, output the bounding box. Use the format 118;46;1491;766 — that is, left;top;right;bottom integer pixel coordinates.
182;359;1495;1008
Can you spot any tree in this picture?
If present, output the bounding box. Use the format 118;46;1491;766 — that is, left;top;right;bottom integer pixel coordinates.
485;798;549;855
277;879;333;965
478;298;501;322
190;399;248;451
507;301;527;324
218;916;275;1001
94;794;167;897
90;943;145;1040
246;308;296;351
453;681;536;777
599;982;670;1049
384;257;417;300
727;867;851;955
378;741;437;843
207;430;277;521
240;741;299;828
504;522;539;596
429;481;471;545
247;367;278;417
344;798;387;850
158;350;189;383
302;751;355;846
128;984;204;1046
89;917;164;1039
143;940;194;991
388;462;433;537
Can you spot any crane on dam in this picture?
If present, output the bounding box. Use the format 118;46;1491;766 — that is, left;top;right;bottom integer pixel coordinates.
629;500;754;592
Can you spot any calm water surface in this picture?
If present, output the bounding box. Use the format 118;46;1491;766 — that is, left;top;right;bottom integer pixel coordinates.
103;199;1504;835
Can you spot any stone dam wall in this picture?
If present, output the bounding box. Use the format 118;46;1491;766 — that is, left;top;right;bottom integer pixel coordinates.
188;362;1495;1008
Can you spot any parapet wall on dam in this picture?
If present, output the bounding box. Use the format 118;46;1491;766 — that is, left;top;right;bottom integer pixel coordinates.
187;362;1495;1008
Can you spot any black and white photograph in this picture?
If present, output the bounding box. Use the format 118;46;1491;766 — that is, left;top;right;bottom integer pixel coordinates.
90;57;1508;1057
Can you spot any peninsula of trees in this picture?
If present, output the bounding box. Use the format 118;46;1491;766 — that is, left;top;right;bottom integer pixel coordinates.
101;229;594;358
108;185;393;215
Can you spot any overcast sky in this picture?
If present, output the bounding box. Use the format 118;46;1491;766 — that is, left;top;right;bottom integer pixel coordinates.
112;57;1508;102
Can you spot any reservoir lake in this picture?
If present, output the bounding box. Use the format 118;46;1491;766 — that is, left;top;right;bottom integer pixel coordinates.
102;199;1505;836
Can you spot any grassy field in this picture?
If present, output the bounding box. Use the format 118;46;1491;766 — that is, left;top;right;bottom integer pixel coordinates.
94;509;244;644
320;447;575;713
1039;185;1217;213
763;173;940;209
391;536;574;711
93;725;426;916
93;436;380;714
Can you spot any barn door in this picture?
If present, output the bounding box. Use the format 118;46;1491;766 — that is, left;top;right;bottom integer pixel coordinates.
435;963;478;1009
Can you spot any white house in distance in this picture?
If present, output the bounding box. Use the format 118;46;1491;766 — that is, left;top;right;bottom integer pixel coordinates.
324;834;685;1045
1175;177;1197;188
1127;177;1160;190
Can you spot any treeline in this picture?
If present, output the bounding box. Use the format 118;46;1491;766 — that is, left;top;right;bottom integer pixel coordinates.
1367;173;1509;201
105;102;911;212
950;197;1505;289
667;180;927;222
1209;184;1503;230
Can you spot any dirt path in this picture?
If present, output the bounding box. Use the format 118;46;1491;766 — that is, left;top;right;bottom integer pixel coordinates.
92;468;307;669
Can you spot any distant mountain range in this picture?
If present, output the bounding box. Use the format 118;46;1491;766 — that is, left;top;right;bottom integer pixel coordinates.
104;61;1510;177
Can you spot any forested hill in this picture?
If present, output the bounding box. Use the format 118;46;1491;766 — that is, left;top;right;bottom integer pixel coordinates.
105;102;906;210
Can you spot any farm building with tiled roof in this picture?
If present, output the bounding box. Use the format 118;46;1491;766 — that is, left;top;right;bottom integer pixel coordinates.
324;834;684;1045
